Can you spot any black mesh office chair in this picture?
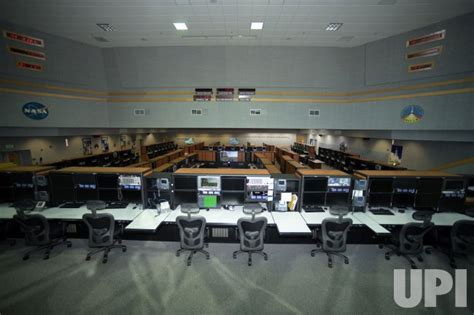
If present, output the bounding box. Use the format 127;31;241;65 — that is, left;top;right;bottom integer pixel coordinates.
384;212;434;269
176;211;209;266
13;200;71;260
311;207;353;268
446;220;474;268
82;200;127;264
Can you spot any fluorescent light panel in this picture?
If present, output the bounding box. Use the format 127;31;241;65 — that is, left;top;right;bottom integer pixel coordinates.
173;22;188;30
325;23;343;31
251;22;264;30
96;23;115;32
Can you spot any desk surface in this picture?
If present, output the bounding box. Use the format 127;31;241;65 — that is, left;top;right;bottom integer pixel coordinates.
52;167;151;174
125;209;171;231
297;169;349;176
0;166;55;173
356;170;458;178
175;168;270;175
364;208;474;226
0;203;143;221
271;212;312;235
164;207;275;225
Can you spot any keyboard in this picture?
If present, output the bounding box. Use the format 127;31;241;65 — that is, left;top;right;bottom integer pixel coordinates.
304;205;325;213
105;202;129;209
59;202;84;209
369;208;394;215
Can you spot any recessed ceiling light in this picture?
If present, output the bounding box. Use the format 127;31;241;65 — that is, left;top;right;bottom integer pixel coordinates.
325;23;343;31
97;23;115;32
251;22;264;30
173;22;188;30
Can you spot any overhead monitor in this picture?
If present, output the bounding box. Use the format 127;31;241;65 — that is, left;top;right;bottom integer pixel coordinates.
220;151;239;162
304;178;327;192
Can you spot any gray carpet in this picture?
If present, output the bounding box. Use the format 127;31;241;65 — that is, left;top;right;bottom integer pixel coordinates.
0;240;472;315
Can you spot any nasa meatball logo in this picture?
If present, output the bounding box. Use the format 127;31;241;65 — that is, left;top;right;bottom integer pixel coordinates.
22;102;49;120
401;105;424;124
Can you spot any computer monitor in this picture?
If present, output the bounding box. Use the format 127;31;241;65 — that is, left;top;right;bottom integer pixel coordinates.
174;176;197;190
74;174;97;190
393;178;417;194
174;191;197;205
415;194;440;210
416;178;443;194
198;194;218;208
304;178;327;192
222;177;245;191
118;175;142;190
326;193;349;207
97;174;119;189
327;177;351;193
392;193;415;208
245;176;272;202
197;176;221;190
220;151;239;162
303;192;325;206
368;193;392;207
369;178;393;193
444;179;465;190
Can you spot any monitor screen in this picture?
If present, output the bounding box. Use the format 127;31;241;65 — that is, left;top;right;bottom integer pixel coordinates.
174;191;197;205
303;192;325;206
97;174;118;189
326;193;349;207
76;189;98;202
98;189;119;202
444;180;464;190
392;193;415;207
202;195;217;208
417;178;443;194
415;193;440;209
304;178;328;192
220;151;239;162
198;176;221;190
369;193;392;206
222;177;245;191
393;178;417;194
51;174;74;190
370;178;393;193
174;176;197;190
74;174;97;190
328;177;351;187
118;175;142;190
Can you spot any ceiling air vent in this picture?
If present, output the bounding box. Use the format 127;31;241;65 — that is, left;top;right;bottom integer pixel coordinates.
133;109;146;116
250;109;262;116
191;108;203;116
309;109;320;117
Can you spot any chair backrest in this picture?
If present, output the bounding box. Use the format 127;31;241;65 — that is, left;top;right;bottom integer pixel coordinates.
321;217;353;252
176;215;206;250
237;216;268;251
82;212;115;247
13;211;50;246
399;221;434;254
451;220;474;254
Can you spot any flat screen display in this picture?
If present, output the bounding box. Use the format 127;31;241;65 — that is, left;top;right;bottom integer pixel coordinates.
198;176;221;190
222;177;245;191
393;178;417;194
370;178;393;193
304;178;327;192
328;177;351;187
417;178;443;194
220;151;238;162
174;176;197;190
303;192;325;206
